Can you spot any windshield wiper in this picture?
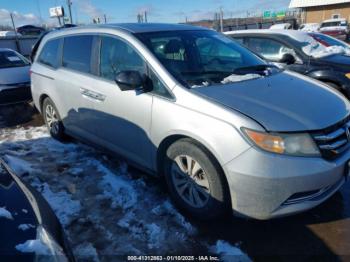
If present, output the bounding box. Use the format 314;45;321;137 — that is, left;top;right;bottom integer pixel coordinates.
233;64;278;75
181;70;232;76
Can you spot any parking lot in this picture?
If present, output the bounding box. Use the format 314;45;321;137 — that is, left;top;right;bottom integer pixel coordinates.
1;103;349;261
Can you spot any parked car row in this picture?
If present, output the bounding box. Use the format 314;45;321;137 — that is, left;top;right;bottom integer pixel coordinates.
298;18;349;41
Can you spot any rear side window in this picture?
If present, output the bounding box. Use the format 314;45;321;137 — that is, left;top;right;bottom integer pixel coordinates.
62;35;93;73
38;39;60;68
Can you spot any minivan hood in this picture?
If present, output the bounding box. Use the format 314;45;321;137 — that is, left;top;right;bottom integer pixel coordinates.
192;71;350;132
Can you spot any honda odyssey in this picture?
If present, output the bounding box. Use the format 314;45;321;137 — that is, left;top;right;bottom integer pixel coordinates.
31;24;349;220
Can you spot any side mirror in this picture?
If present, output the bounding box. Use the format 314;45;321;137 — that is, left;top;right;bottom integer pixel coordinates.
279;53;296;65
115;71;144;91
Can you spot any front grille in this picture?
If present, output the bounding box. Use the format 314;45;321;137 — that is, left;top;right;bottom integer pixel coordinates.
312;117;350;160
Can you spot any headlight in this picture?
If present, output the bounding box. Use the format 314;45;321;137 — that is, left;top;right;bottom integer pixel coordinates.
345;73;350;79
36;226;68;262
242;128;320;157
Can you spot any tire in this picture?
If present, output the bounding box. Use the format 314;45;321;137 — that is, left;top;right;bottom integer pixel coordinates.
42;97;65;141
164;138;230;220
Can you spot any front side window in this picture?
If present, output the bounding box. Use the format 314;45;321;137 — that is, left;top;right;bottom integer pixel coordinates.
136;30;268;88
62;35;93;73
38;39;60;68
246;37;295;61
99;36;146;80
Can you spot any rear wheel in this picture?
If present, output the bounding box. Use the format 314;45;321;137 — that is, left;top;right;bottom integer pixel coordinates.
42;97;65;141
164;139;230;220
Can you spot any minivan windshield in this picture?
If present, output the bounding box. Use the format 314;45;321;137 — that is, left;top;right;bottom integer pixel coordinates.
136;30;271;88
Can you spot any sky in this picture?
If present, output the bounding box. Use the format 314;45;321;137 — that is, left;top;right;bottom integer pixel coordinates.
0;0;291;27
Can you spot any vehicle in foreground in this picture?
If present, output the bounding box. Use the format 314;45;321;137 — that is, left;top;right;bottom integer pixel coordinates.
309;32;350;50
0;48;32;105
0;159;74;261
31;23;349;220
299;23;320;32
16;25;45;36
319;18;349;40
226;29;350;98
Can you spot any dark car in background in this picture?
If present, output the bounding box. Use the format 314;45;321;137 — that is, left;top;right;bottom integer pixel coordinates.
0;48;32;104
226;29;350;98
16;25;45;36
0;159;74;261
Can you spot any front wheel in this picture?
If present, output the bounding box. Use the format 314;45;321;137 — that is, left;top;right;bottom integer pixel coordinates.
42;97;65;141
164;139;230;220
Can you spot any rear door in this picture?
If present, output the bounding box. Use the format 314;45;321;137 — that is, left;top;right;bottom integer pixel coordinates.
54;34;97;140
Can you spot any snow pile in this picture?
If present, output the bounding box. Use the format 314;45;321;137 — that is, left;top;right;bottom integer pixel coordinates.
74;242;99;262
210;240;251;262
4;155;34;175
15;239;50;255
0;207;13;220
34;182;81;227
221;74;262;84
18;224;35;231
96;161;137;210
191;81;210;88
302;38;350;58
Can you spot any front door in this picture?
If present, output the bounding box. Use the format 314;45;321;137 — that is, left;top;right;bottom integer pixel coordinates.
86;35;153;169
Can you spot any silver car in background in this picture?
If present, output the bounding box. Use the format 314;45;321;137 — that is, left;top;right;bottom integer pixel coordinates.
31;24;350;220
0;48;31;104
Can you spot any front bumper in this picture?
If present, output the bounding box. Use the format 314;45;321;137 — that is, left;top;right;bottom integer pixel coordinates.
223;147;349;220
0;85;32;105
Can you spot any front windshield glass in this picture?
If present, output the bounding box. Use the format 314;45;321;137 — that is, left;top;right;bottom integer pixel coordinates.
0;50;30;68
136;30;271;88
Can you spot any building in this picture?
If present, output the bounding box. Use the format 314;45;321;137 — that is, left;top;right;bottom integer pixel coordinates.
289;0;350;23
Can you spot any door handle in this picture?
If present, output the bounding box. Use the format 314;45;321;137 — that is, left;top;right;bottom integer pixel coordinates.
80;88;106;102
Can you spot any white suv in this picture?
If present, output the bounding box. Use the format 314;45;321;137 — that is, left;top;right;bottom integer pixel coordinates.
320;18;349;40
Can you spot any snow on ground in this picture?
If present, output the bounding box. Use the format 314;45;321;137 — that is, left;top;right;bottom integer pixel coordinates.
0;125;249;261
210;240;251;262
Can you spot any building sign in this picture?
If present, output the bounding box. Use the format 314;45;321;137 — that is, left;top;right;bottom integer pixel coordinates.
49;6;65;18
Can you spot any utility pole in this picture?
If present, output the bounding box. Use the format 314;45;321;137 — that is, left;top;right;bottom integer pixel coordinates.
220;7;224;32
67;0;73;24
144;11;148;23
10;13;21;53
104;14;107;23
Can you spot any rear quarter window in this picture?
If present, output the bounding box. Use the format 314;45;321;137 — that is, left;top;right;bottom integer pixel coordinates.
38;39;60;68
62;35;93;73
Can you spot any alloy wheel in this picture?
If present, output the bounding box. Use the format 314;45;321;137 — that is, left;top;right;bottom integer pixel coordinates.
171;155;210;208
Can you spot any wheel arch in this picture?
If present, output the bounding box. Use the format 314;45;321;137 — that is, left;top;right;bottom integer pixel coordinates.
156;133;232;210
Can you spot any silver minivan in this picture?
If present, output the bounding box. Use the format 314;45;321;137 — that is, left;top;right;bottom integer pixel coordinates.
31;23;350;220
